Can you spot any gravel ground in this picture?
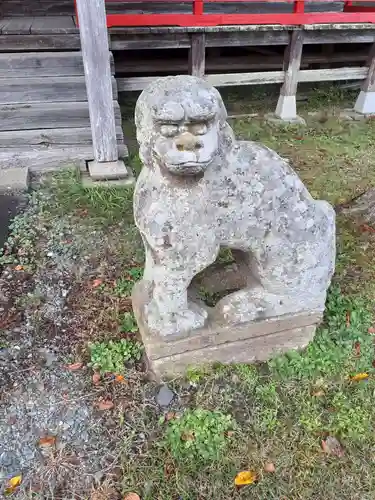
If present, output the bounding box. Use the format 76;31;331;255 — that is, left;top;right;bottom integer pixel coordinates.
0;181;154;498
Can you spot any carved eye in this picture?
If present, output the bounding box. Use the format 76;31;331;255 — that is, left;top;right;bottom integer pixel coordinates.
189;123;208;135
160;124;179;137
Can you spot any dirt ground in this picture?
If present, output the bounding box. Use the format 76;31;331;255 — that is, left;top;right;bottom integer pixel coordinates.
1;85;375;499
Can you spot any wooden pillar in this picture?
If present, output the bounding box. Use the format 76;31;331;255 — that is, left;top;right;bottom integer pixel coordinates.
189;33;206;78
75;0;121;174
275;30;304;121
354;42;375;115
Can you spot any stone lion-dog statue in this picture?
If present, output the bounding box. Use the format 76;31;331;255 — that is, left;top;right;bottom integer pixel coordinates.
133;76;335;337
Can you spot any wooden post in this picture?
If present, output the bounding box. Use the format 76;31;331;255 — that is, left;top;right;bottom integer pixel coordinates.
189;33;206;78
354;42;375;115
75;0;129;180
275;30;304;121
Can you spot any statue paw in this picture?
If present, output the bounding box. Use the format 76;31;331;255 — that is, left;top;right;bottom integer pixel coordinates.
146;299;208;336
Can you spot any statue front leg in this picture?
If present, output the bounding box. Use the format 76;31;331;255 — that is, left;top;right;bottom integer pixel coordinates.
147;268;208;336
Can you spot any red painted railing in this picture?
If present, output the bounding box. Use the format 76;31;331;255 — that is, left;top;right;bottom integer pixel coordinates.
77;0;375;27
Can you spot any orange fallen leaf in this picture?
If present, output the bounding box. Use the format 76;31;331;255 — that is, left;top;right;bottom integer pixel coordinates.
234;470;257;486
38;436;56;447
98;399;114;410
4;475;22;495
226;430;235;437
91;279;103;288
123;494;140;500
368;327;375;335
66;362;83;371
321;436;344;457
264;462;275;473
115;374;125;383
350;372;369;382
92;372;101;385
14;265;23;271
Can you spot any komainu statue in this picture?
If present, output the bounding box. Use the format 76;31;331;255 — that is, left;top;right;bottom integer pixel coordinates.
132;76;335;375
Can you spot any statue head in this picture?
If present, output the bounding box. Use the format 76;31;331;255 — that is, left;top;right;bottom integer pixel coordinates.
135;76;233;177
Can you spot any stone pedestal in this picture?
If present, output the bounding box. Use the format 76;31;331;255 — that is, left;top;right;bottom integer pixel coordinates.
133;281;322;379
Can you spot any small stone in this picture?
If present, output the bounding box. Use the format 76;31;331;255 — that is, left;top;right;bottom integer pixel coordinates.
156;385;175;407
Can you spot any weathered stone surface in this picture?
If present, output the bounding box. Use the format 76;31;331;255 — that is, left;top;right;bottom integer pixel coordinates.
133;75;335;340
152;324;317;378
156;384;175;406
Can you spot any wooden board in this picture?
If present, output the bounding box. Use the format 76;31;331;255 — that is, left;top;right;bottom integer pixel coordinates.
0;17;34;34
0;145;128;172
0;52;114;78
0;76;117;105
110;29;375;51
0;127;124;147
298;66;368;82
0;101;121;131
31;16;78;34
0;34;81;51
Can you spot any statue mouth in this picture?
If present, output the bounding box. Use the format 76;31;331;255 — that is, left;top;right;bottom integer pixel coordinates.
166;161;210;176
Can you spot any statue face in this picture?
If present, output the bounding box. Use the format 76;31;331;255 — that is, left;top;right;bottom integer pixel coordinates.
151;97;220;176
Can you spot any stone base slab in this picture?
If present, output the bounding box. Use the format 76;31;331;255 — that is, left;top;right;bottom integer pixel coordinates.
132;281;322;379
0;167;29;192
87;159;131;181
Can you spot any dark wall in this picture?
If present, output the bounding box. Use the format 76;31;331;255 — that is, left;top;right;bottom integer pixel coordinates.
0;0;75;16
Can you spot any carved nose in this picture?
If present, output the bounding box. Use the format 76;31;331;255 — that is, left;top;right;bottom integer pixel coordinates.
175;132;202;152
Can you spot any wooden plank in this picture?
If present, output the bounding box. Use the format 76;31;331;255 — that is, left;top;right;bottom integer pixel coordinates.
0;34;81;51
1;17;34;35
117;71;285;91
0;76;117;105
0;145;127;172
31;16;78;34
76;0;119;163
362;42;375;91
0;102;121;132
0;127;124;148
0;52;114;78
189;33;206;78
298;67;368;82
282;30;304;96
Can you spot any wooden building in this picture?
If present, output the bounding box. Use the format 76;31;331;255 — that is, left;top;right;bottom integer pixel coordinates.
0;1;375;183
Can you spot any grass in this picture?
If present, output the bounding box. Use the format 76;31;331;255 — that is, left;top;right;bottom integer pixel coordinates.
4;85;375;499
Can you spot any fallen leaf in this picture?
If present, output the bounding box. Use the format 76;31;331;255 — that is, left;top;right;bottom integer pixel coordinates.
92;372;101;385
4;475;22;495
181;431;194;441
14;265;23;271
354;341;361;357
360;223;375;233
234;470;257;486
226;430;235;437
321;436;344;457
368;327;375;335
98;399;114;410
346;311;351;327
91;279;103;288
312;390;325;397
115;374;125;383
66;362;83;371
165;411;176;422
350;372;369;382
38;436;56;447
264;462;275;473
123;494;140;500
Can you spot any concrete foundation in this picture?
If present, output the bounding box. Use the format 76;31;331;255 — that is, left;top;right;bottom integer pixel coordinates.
354;90;375;115
132;281;322;379
275;95;298;121
88;159;132;181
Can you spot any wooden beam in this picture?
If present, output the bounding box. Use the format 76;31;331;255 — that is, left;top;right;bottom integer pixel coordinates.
354;42;375;114
75;0;118;163
275;30;304;121
189;33;206;78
